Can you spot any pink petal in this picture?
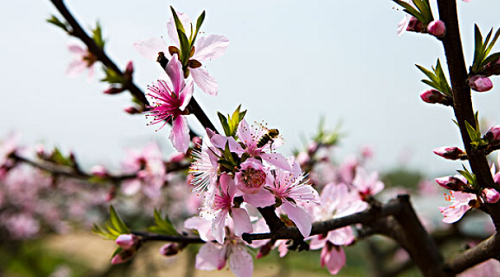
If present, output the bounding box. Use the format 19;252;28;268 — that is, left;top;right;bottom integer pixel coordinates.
327;227;354;245
170;116;190;153
231;208;253;236
212;210;228;244
190;67;218;96
282;201;312;237
166;54;185;93
229;244;254;277
195;242;226;270
440;203;470;224
325;247;346;275
66;60;87;77
261;153;291;171
243;189;276;208
179;81;194;111
67;43;85;54
184;216;213;242
133;37;169;61
308;235;325;250
193;35;230;62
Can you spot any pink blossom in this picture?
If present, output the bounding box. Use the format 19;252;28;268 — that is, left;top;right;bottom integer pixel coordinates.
482;188;500;204
3;213;40;239
190;136;220;193
235;158;268;194
134;12;229;96
111;249;136;264
468;75;493;92
439;191;477;223
66;43;96;81
210;174;252;243
267;161;320;237
352;168;384;200
121;143;165;199
145;55;193;153
427;20;446;38
90;165;108;178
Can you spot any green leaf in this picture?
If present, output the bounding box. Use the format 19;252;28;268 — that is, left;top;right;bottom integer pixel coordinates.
170;6;186;34
50;148;72;166
92;21;105;49
178;31;191;64
148;209;179;236
47;15;68;32
191;10;206;47
465;121;480;142
394;1;425;23
109;206;130;234
218;160;235;171
92;223;116;240
101;67;124;84
485;28;500;57
217;112;231;137
412;0;433;23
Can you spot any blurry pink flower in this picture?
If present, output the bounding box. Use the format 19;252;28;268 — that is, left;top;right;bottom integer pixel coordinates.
320;242;346;275
146;54;193;153
482;188;500;204
134;12;229;96
468;75;493;92
111;249;136;264
439;191;477;223
427;20;446;38
66;43;96;81
352;168;384;200
159;243;179;256
3;213;40;239
196;241;253;277
90;165;108;178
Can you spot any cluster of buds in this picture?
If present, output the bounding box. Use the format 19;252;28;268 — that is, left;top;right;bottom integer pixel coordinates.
406;17;446;38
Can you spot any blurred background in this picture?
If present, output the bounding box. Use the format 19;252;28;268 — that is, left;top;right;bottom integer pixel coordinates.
1;0;500;276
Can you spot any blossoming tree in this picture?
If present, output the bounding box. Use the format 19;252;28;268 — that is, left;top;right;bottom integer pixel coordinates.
3;0;500;276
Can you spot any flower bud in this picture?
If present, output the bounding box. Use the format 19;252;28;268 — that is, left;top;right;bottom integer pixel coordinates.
433;146;466;160
468;75;493;92
125;61;134;75
168;151;186;163
159;243;179;256
482;188;500;204
116;234;139;250
485;125;500;146
406;17;425;33
104;87;124;95
90;165;108;178
435;176;467;191
420;89;444;104
427;20;446;38
111;249;135;265
256;240;274;259
124;106;141;114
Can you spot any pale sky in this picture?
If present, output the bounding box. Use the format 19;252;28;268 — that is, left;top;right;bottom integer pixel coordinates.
2;0;500;176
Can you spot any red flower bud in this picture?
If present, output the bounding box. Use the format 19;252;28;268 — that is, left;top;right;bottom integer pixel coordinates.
485;125;500;146
469;75;493;92
482;188;500;204
435;176;467;191
427;20;446;38
433;146;465;160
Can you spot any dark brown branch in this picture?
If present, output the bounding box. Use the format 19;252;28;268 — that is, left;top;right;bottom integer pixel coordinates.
132;231;205;244
444;232;500;274
49;0;148;106
436;0;500;229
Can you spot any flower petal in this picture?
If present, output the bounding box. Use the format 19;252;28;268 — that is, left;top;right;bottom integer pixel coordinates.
195;242;226;271
325;246;346;275
229;244;254;277
193;35;230;61
66;60;87;77
231;208;253;236
169;116;190;153
179;81;194;111
133;37;169;61
243;189;276;208
261;153;291;171
166;54;185;93
282;202;312;237
190;67;218;96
